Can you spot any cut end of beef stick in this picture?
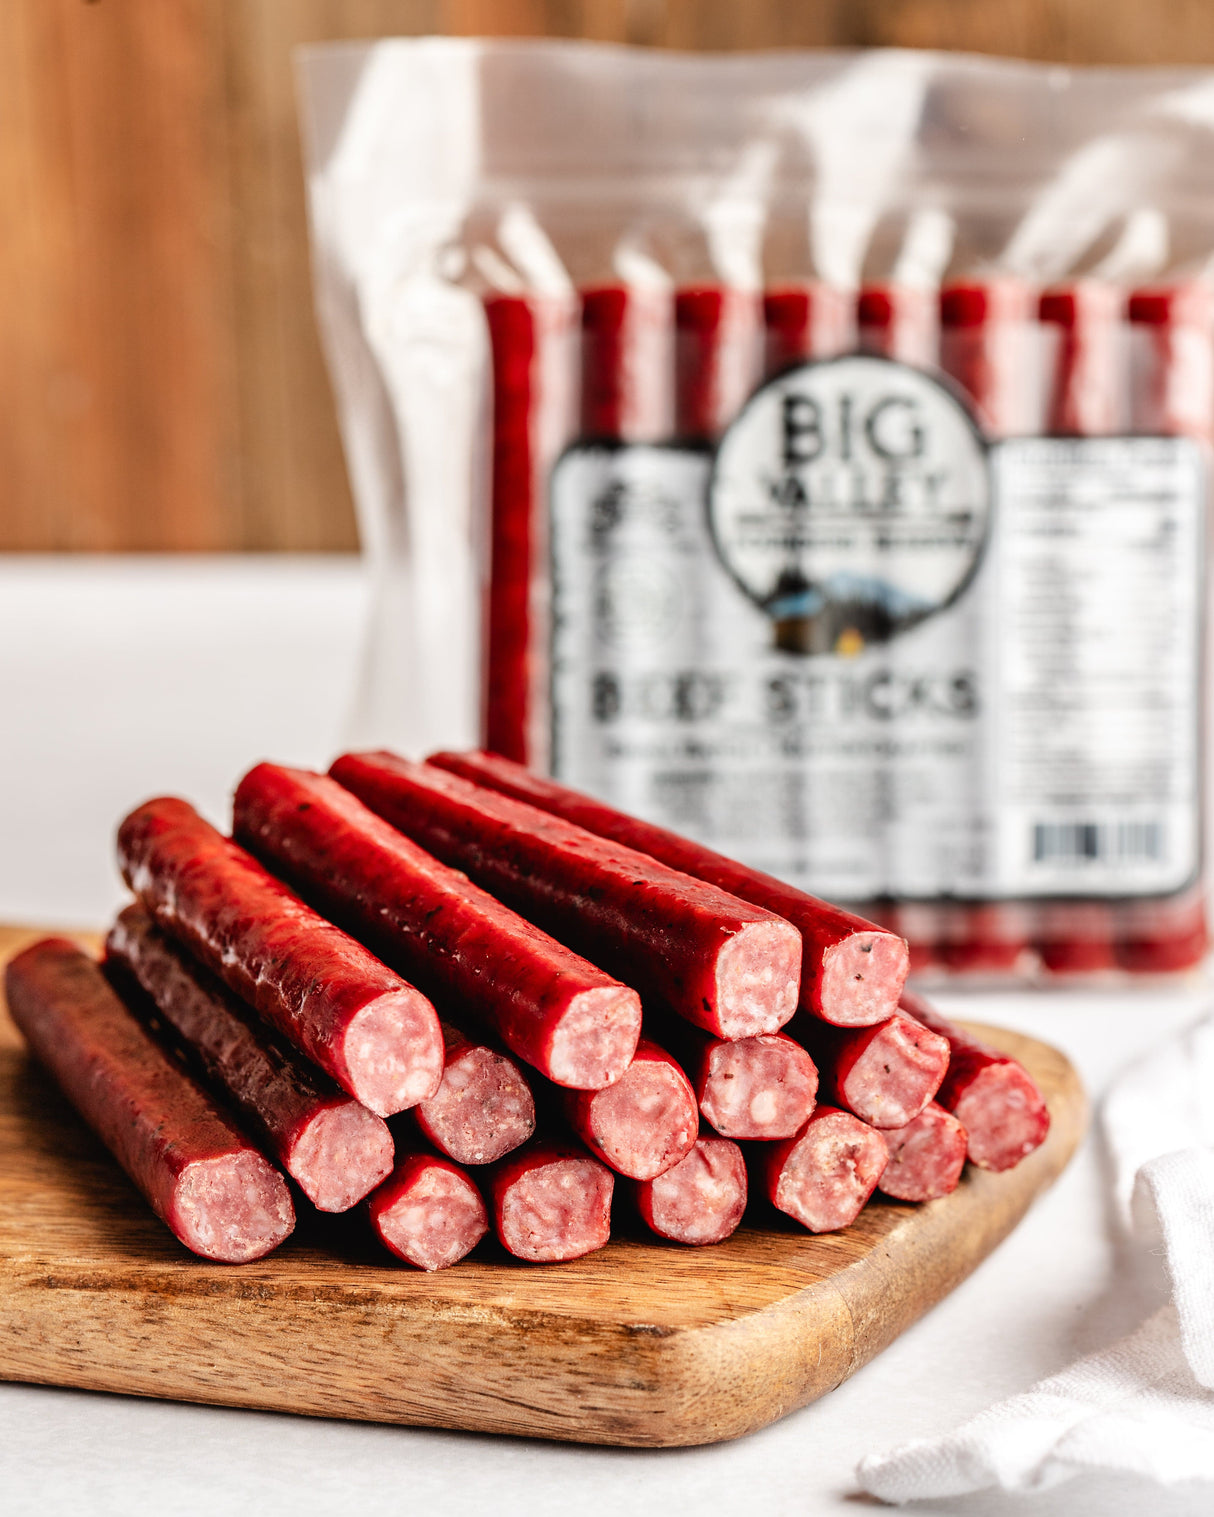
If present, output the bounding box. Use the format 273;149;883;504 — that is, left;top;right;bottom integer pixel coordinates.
635;1137;748;1246
105;905;394;1213
564;1039;698;1180
788;1009;949;1130
415;1023;536;1167
900;989;1051;1171
948;1060;1050;1172
5;938;296;1263
323;985;442;1119
877;1102;968;1202
234;763;642;1091
694;1031;818;1141
545;985;644;1088
171;1150;296;1263
285;1101;395;1213
368;1151;489;1271
759;1107;889;1234
331;750;800;1040
491;1140;614;1262
117;795;444;1118
425;748;905;1027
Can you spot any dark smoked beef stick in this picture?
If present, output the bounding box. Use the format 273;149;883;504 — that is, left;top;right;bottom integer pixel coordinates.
490;1138;615;1262
233;763;642;1090
6;938;295;1262
426;749;905;1027
1035;282;1123;975
876;1101;968;1202
332;751;802;1040
106;905;395;1212
1118;283;1213;974
633;1136;748;1246
118;797;443;1118
414;1021;536;1167
937;277;1037;974
900;989;1050;1171
754;1105;888;1234
791;1009;950;1130
367;1148;489;1271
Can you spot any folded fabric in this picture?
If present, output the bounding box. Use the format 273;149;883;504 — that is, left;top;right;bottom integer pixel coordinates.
857;1013;1214;1503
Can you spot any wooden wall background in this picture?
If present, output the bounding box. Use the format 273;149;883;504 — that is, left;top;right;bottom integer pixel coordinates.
4;0;1214;552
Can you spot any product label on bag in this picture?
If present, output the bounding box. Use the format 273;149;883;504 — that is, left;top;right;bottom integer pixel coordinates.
549;355;1204;900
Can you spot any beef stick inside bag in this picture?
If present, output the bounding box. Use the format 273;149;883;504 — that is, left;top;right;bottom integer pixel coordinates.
300;41;1214;984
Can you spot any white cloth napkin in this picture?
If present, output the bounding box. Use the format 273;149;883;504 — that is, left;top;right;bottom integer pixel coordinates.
857;1015;1214;1502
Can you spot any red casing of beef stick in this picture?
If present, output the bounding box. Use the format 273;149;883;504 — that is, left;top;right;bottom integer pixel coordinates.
367;1148;489;1271
106;905;395;1212
414;1021;536;1167
764;284;854;376
754;1106;888;1233
675;285;762;442
332;751;801;1040
6;938;295;1262
233;763;641;1090
117;797;443;1118
876;1101;968;1202
1035;283;1124;974
427;748;904;1027
580;282;673;442
1117;283;1213;974
900;989;1050;1171
490;1139;614;1262
562;1038;698;1180
483;295;537;765
633;1136;748;1246
653;1017;819;1141
937;277;1037;973
791;1009;950;1130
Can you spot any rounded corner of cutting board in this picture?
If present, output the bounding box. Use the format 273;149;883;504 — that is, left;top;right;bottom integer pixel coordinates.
0;925;1087;1448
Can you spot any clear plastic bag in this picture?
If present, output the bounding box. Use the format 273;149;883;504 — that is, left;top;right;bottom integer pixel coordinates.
299;39;1214;981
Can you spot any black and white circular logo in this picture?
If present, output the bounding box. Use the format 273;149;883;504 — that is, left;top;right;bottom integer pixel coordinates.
708;355;990;655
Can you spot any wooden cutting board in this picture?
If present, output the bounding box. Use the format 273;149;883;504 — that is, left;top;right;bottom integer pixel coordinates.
0;924;1086;1448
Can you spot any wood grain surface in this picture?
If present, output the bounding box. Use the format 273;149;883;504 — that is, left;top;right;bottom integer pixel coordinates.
2;1;1214;553
0;923;1086;1447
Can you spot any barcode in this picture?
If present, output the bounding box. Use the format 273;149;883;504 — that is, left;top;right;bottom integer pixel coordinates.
1032;821;1163;863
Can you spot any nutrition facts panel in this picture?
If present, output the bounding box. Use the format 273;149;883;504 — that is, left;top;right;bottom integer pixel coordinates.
986;436;1205;897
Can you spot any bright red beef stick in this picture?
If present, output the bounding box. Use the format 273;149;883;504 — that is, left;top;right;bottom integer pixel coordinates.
633;1136;748;1246
483;292;574;767
367;1148;488;1271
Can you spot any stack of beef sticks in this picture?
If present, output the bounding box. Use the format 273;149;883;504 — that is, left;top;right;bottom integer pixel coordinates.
5;752;1049;1270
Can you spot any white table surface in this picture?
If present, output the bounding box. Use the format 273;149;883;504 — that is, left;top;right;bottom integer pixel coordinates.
1;555;1210;1517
